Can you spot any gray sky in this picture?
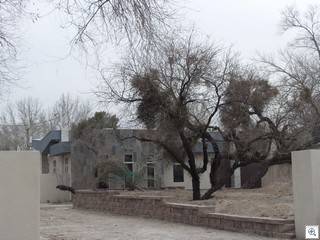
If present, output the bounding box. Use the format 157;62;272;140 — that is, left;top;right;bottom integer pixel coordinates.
6;0;320;111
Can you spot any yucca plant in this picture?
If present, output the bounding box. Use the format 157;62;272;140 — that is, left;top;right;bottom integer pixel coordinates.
94;159;147;191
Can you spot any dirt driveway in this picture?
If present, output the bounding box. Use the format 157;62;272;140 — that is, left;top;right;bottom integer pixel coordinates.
40;205;280;240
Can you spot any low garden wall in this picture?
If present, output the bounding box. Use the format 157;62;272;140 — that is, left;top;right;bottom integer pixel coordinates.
73;190;295;239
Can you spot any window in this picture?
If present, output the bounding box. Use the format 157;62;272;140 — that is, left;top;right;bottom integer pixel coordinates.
124;154;133;163
147;162;155;188
146;155;155;188
123;154;134;188
173;164;184;182
124;154;133;172
64;157;69;174
53;160;56;173
146;155;154;161
42;157;49;174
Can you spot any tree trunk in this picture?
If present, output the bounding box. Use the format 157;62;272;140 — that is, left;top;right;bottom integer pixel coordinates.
201;165;234;200
201;179;225;200
202;158;240;200
56;185;76;194
241;158;291;189
191;175;201;200
242;162;269;189
201;154;222;200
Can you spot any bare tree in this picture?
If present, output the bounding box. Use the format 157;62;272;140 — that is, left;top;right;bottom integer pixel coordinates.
0;0;29;95
0;97;49;150
220;5;320;188
49;93;92;129
259;4;320;146
94;32;238;200
280;4;320;59
209;67;308;190
50;0;179;50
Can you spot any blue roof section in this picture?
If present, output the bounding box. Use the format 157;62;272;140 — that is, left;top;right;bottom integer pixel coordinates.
50;142;71;156
32;129;221;155
193;132;224;153
32;130;70;155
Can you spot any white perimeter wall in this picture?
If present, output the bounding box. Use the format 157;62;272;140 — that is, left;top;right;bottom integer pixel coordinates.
41;174;71;203
261;163;292;187
0;151;40;240
292;150;320;239
41;155;71;203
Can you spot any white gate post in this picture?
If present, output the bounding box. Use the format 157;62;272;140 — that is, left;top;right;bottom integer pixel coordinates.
0;151;40;240
292;150;320;239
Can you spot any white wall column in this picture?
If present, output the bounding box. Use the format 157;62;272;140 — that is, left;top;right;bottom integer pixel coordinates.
0;151;40;240
292;150;320;239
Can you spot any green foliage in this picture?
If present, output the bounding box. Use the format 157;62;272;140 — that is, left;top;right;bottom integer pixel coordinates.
221;71;278;130
132;70;190;135
132;69;168;129
94;159;146;191
132;69;188;132
72;111;119;139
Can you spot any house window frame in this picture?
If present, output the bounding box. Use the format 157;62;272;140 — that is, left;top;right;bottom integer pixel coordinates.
146;155;155;188
64;157;69;174
123;154;133;172
173;164;184;182
53;160;57;174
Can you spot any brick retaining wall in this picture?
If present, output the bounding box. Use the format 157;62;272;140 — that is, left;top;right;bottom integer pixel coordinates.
73;190;295;239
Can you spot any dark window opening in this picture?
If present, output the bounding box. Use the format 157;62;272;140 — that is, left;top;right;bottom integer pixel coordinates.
124;154;133;173
124;154;133;163
126;163;133;172
173;165;184;182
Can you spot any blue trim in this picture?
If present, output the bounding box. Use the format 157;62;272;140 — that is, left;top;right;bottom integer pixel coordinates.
193;132;224;153
31;130;71;155
50;142;71;156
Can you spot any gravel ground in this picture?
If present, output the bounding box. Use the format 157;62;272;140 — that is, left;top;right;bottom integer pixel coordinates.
40;205;281;240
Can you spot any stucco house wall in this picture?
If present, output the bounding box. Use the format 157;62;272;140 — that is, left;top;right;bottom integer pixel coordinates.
40;154;71;203
72;128;223;190
41;174;71;203
72;129;163;190
162;152;217;190
32;130;72;203
162;163;186;188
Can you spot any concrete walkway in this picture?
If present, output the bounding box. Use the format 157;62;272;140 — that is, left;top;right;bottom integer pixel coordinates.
40;205;281;240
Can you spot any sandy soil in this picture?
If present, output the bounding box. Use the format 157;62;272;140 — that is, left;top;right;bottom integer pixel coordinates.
40;205;277;240
120;182;294;219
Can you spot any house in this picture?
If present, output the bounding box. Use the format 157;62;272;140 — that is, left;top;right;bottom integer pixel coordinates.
71;128;226;190
33;127;283;197
32;128;72;203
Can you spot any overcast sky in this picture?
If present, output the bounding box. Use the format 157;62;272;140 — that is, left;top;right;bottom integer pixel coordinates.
6;0;320;112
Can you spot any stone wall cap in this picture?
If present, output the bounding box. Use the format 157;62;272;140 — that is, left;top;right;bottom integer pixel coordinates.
114;195;172;200
206;213;294;223
75;190;120;194
166;202;212;209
